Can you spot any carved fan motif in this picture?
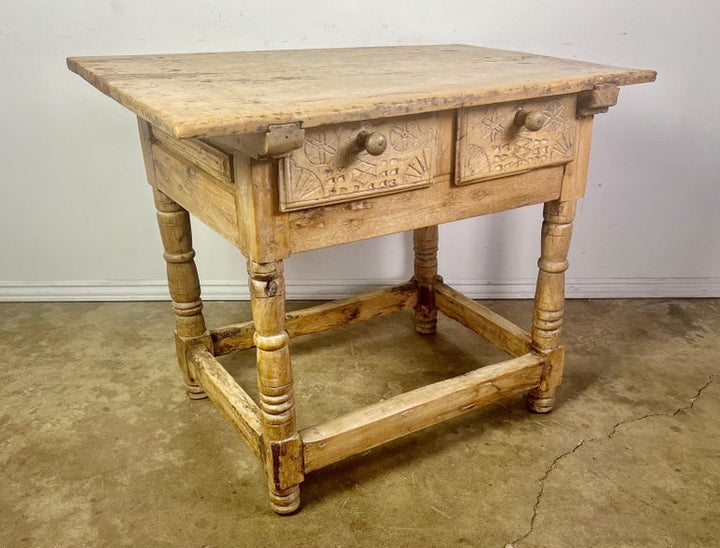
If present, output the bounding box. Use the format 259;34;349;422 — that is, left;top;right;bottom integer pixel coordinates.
290;161;324;200
405;150;430;183
552;130;574;158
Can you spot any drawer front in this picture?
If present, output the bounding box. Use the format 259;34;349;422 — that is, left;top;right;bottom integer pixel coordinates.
456;95;577;185
279;114;438;211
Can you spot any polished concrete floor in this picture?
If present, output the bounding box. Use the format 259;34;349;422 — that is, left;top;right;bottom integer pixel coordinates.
1;298;718;547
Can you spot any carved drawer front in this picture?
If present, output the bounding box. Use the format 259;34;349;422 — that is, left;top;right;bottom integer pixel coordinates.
456;95;577;185
279;114;438;211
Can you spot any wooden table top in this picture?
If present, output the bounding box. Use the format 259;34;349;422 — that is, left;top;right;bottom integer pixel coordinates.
67;44;655;139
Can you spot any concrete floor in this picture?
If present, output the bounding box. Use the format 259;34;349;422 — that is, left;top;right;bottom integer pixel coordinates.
1;298;718;547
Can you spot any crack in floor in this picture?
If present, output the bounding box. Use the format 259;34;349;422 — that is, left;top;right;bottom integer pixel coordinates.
504;374;715;548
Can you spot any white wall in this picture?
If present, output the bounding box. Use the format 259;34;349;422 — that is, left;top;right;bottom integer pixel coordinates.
1;1;718;300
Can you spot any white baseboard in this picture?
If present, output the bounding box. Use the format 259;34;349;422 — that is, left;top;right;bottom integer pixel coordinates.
0;277;718;302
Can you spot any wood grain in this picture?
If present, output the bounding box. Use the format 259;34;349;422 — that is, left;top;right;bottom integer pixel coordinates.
151;188;210;399
152;145;240;247
413;226;439;334
300;352;544;473
67;45;656;138
456;95;577;185
152;127;234;184
248;260;302;514
234;156;290;262
211;281;418;356
560;116;594;200
137;118;157;186
288;168;564;254
435;282;532;357
279;113;438;211
526;200;576;413
87;45;657;515
190;347;263;457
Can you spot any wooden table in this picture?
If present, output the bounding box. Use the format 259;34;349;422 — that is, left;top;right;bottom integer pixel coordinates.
68;45;655;514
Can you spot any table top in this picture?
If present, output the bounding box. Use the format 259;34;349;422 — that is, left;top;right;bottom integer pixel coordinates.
67;44;655;139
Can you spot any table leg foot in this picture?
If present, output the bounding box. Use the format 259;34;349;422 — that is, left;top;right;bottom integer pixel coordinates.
269;486;301;515
184;382;208;400
525;388;555;413
414;319;437;335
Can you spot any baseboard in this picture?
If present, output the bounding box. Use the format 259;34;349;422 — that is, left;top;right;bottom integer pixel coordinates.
0;277;718;302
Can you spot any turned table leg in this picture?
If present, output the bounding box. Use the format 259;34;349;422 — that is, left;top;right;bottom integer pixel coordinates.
413;226;439;334
526;199;576;413
153;188;210;399
248;260;303;514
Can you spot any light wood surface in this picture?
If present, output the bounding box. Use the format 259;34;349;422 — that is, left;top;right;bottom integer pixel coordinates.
152;127;234;184
152;145;240;247
211;281;417;356
151;188;211;399
279;113;439;211
190;347;263;457
456;95;578;185
526;200;577;413
300;352;545;473
67;45;655;138
435;282;532;357
560;116;594;200
247;260;302;514
286;167;564;256
70;44;655;514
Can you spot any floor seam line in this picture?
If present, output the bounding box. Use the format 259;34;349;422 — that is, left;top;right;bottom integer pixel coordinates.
504;374;715;548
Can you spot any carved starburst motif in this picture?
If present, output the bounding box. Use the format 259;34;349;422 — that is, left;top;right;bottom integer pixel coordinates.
304;130;339;166
390;121;422;152
542;101;567;133
479;110;506;143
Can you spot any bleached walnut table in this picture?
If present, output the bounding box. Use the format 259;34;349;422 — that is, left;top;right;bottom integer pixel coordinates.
68;45;655;514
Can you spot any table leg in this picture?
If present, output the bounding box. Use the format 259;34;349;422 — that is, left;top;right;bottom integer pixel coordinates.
413;226;439;334
248;260;303;514
526;199;576;413
153;188;210;399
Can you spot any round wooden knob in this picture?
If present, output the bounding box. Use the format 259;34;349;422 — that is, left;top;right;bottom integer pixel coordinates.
358;131;387;156
514;109;545;132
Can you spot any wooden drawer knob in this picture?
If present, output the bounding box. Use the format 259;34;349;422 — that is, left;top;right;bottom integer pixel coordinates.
514;109;545;132
357;131;387;156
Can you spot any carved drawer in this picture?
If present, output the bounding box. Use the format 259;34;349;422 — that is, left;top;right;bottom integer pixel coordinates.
279;114;439;211
456;95;577;185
